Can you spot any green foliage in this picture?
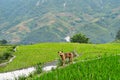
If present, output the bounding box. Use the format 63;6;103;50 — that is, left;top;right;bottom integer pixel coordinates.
57;59;63;67
115;29;120;40
70;33;89;43
0;46;13;63
0;43;120;72
1;52;12;60
113;40;120;43
33;55;120;80
35;63;42;74
15;75;26;80
0;39;7;45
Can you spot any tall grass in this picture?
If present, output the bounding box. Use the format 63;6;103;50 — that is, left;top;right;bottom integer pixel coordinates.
33;55;120;80
35;63;42;74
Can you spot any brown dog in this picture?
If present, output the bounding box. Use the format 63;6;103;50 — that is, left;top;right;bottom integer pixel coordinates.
58;51;73;66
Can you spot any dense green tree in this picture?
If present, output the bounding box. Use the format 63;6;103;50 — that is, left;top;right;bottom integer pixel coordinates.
70;33;89;43
116;30;120;40
0;39;8;44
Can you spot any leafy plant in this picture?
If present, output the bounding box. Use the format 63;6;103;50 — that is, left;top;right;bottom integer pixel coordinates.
15;75;26;80
115;29;120;40
0;46;13;63
57;59;63;67
70;33;89;43
35;63;42;74
2;52;12;60
0;39;7;45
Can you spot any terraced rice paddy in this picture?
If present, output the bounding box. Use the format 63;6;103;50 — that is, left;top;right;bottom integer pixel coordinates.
0;43;120;73
32;55;120;80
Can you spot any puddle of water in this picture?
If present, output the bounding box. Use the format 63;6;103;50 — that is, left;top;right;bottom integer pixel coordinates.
0;67;35;80
42;65;57;71
0;65;57;80
0;60;58;80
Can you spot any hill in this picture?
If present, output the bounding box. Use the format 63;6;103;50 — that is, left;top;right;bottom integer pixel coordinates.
0;0;120;44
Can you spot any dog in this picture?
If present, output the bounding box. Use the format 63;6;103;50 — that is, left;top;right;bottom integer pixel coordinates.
58;51;74;66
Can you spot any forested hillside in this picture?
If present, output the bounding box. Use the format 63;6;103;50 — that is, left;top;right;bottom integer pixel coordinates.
0;0;120;44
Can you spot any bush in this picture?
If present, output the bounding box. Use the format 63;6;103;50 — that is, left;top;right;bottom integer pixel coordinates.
0;39;7;45
2;52;12;60
70;33;89;43
116;29;120;40
35;63;42;74
15;75;26;80
57;59;63;67
0;47;13;62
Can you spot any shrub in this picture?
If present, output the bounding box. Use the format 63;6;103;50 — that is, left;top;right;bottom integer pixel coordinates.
0;52;12;60
15;75;26;80
35;63;42;74
70;33;89;43
116;29;120;40
57;59;63;67
0;39;7;45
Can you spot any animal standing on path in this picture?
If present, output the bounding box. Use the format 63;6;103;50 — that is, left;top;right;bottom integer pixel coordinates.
58;51;74;66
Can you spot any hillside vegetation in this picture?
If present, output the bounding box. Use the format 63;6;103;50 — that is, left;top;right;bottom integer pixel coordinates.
32;55;120;80
0;43;120;72
0;46;14;63
0;0;120;44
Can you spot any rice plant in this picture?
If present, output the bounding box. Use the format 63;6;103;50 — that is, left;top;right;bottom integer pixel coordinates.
1;43;120;72
35;63;42;74
32;55;120;80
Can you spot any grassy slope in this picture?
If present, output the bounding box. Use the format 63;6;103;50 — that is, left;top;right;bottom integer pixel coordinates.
33;55;120;80
0;43;120;72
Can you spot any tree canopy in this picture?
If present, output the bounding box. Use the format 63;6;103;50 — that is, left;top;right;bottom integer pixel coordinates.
116;30;120;40
0;39;8;44
70;33;89;43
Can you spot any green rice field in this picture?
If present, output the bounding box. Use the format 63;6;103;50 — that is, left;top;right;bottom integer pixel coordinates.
0;43;120;72
32;55;120;80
